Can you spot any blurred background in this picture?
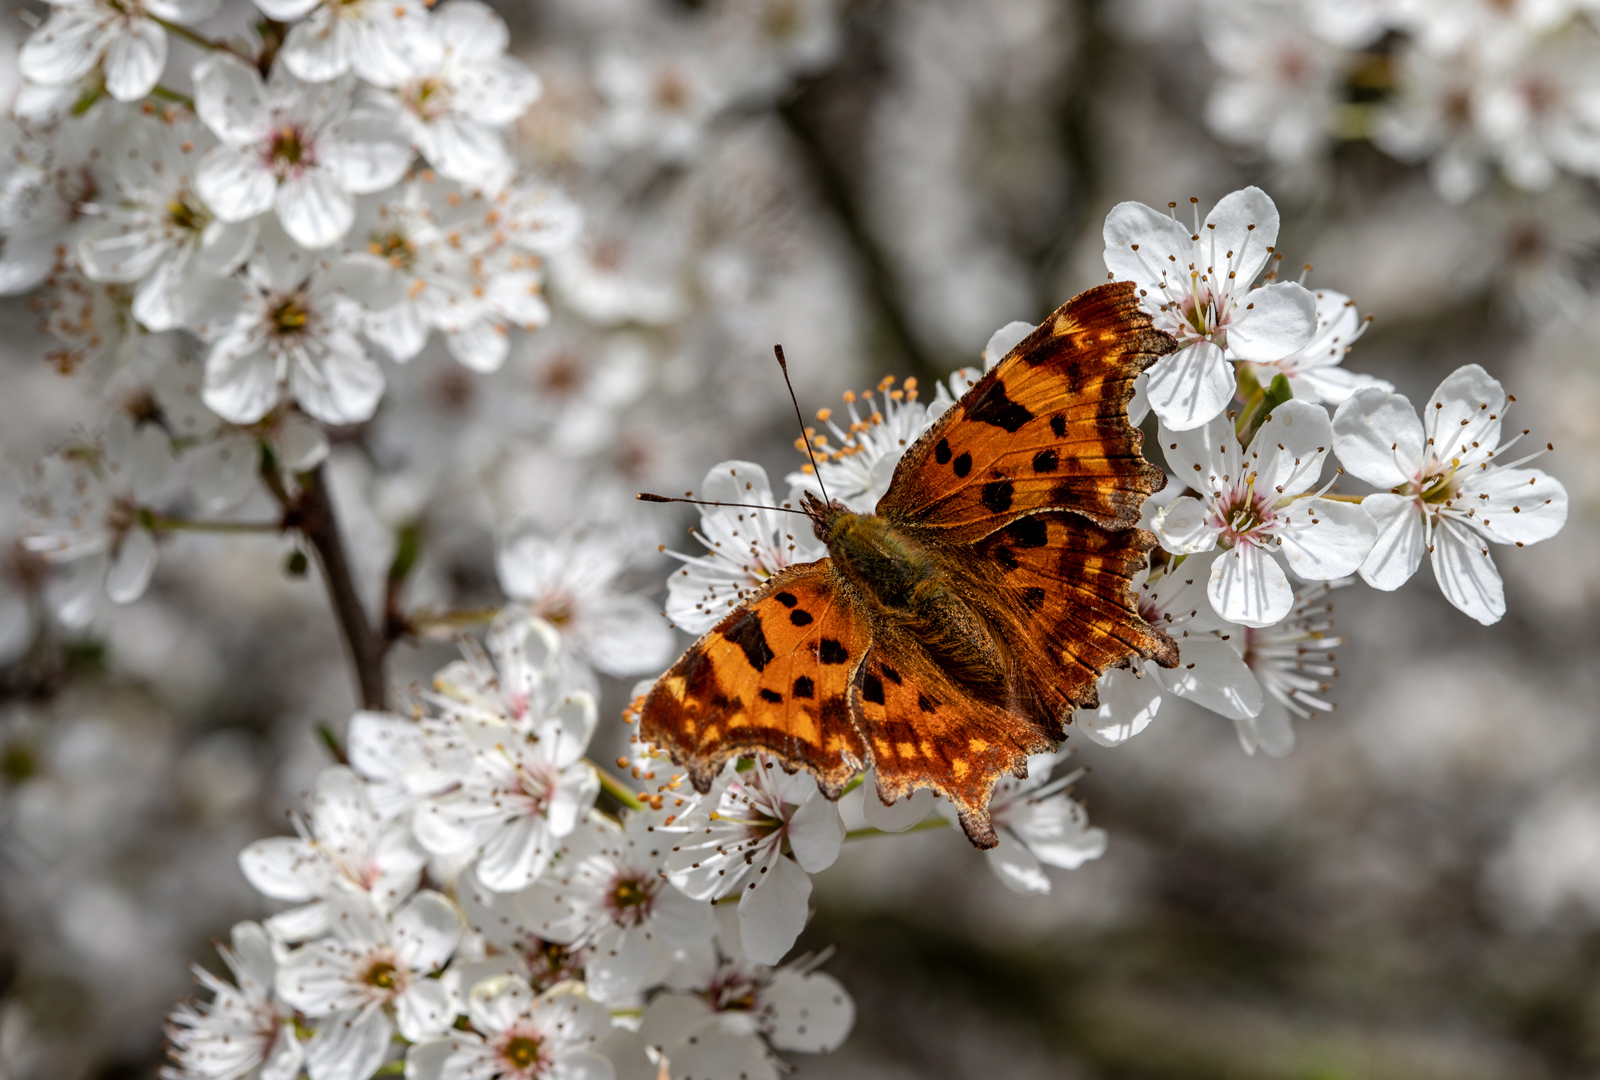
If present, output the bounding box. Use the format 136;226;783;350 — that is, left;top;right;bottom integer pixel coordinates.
4;0;1600;1077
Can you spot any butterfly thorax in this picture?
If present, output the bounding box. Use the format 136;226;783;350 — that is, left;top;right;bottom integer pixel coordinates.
803;491;1010;698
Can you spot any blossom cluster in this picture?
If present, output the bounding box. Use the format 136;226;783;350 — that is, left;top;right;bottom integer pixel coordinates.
166;610;856;1080
1155;0;1600;202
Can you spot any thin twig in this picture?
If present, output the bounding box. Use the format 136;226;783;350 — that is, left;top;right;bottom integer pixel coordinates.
149;85;195;110
585;758;647;811
148;13;253;61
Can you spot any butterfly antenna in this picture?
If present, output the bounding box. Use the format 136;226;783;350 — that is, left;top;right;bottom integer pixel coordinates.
636;492;811;518
774;344;831;505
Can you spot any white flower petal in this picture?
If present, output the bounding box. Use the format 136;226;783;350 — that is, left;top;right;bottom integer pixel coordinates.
276;170;355;249
282;14;351;84
1276;498;1377;580
323;107;415;194
239;836;320;901
1225;281;1317;363
1425;363;1506;460
1204;185;1279;283
19;8;109;86
1357;493;1425;591
1152;495;1217;555
1156;633;1262;720
203;334;279;422
1431;521;1505;625
106;529;158;603
194;53;269;145
291;332;385;424
1467;468;1567;546
985;831;1050;895
197;147;277;223
1208;542;1293;628
1077;664;1162;746
738;855;810;965
861;778;936;833
303;1004;392;1080
786;793;844;873
103;18;165;101
1331;388;1425;489
394;979;456;1043
763;970;854;1053
1102;199;1194;294
1145;340;1234;431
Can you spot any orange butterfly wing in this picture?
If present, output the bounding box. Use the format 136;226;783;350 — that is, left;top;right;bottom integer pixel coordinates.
640;561;870;798
876;280;1172;541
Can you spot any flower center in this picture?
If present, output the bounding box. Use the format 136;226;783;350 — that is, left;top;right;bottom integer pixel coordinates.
365;961;399;990
166;192;208;234
269;125;311;171
405;78;451;120
503;1036;541;1070
270;295;311;336
1416;467;1458;506
613;878;650;909
369;230;415;270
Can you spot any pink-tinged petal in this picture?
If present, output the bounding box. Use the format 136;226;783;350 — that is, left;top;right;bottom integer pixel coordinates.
861;777;936;832
1357;492;1425;591
281;12;351;84
196;146;276;223
1225;281;1317;363
19;8;110;87
1208;542;1293;628
239;836;321;901
1431;521;1505;625
203;332;279;423
1152;495;1217;555
984;831;1050;895
1202;185;1280;283
1102;199;1193;296
302;1004;392;1080
1425;363;1506;460
1332;388;1425;489
193;53;269;145
102;18;165;101
276;170;354;249
1145;340;1234;431
738;855;810;965
106;529;158;603
1077;664;1162;746
394;979;456;1043
1468;467;1567;546
1156;632;1262;721
1276;498;1377;580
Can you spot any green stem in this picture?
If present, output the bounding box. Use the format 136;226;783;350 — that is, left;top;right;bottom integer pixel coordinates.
149;84;194;109
586;759;645;811
406;606;502;635
844;816;951;843
840;773;865;796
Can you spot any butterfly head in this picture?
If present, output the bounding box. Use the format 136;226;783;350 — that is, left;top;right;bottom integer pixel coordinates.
799;489;852;543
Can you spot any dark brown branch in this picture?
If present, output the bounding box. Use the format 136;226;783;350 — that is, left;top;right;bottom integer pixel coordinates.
263;451;387;711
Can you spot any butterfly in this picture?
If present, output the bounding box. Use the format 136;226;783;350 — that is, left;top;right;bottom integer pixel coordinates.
639;281;1180;847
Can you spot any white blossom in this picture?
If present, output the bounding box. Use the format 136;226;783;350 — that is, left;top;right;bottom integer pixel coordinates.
1077;551;1263;747
20;0;219;103
518;812;715;1002
238;765;426;943
664;758;844;965
665;460;822;634
1103;186;1318;430
193;55;412;249
405;976;614;1080
1153;399;1377;627
390;0;541;190
785;375;935;512
1242;290;1390;406
1331;364;1567;624
276;891;462;1080
1238;578;1349;757
950;753;1106;896
252;0;439;89
162;922;303;1080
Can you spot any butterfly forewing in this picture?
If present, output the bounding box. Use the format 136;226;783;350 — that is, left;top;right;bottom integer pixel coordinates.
876;281;1172;541
641;561;871;797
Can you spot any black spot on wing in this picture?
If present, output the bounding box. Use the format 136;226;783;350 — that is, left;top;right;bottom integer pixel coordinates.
793;675;815;699
862;674;885;705
1050;414;1067;438
759;688;784;704
790;609;813;626
1032;449;1059;473
818;639;849;665
994;547;1019;571
725;612;775;672
935;438;952;465
953;452;972;478
821;695;850;727
774;591;798;608
1020;586;1046;610
917;693;938;713
881;664;902;685
982;481;1014;513
966;380;1034;433
1007;517;1048;548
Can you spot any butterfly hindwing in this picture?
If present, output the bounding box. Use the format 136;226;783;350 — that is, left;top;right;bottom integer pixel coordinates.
641;561;871;798
851;626;1055;847
877;280;1172;541
960;511;1179;724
